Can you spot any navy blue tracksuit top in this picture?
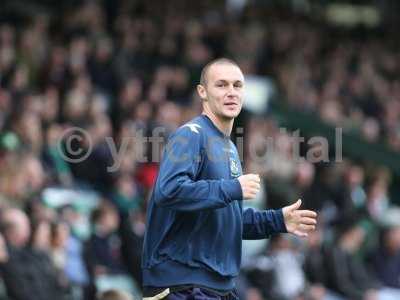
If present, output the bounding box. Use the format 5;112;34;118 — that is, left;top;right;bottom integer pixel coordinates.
142;114;287;290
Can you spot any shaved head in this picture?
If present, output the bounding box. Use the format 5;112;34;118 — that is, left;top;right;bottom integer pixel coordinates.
199;58;240;86
1;208;31;247
197;58;244;123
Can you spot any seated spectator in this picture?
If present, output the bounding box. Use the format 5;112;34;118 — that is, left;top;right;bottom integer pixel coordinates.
50;221;70;274
342;164;366;211
49;220;89;296
61;225;90;288
85;201;126;276
30;219;51;252
303;227;344;300
269;235;306;300
245;234;305;300
0;208;63;300
357;173;394;260
85;201;139;297
325;215;400;300
371;225;400;289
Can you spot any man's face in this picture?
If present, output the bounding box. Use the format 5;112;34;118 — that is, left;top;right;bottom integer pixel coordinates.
198;63;245;120
5;211;31;247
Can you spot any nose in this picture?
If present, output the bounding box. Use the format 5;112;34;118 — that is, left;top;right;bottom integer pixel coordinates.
227;84;239;97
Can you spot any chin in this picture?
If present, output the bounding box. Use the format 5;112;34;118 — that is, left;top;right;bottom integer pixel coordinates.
223;110;240;119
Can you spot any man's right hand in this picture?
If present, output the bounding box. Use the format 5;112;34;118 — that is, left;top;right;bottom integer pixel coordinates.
238;174;261;200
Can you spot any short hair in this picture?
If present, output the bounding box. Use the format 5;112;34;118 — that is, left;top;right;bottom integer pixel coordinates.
199;58;240;86
90;201;117;224
97;289;133;300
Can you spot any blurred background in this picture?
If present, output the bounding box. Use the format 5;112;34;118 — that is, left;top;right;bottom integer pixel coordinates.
1;0;400;299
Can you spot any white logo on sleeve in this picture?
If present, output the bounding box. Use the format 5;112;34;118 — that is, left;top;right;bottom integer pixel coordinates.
182;123;201;134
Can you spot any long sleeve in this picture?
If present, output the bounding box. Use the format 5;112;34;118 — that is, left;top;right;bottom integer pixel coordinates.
154;127;243;211
242;208;287;240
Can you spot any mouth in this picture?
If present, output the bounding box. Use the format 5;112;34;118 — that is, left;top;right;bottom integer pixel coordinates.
224;102;238;108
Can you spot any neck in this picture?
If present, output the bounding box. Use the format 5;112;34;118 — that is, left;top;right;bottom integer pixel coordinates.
202;108;234;136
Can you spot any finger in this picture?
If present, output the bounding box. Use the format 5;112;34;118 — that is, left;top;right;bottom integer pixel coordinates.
249;177;259;184
248;182;260;189
300;217;317;225
288;199;302;211
248;188;259;195
300;210;317;218
246;180;260;189
293;230;308;237
243;192;254;199
248;174;260;183
247;189;258;198
299;224;316;232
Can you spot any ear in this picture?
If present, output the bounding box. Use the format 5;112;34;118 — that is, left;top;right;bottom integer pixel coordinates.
197;84;207;101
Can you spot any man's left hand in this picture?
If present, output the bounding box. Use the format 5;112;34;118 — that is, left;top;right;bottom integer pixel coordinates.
282;199;317;237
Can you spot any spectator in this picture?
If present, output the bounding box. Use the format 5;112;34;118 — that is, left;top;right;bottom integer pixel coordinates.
85;201;139;297
325;215;400;300
371;225;400;289
269;235;306;300
0;208;62;300
303;227;344;300
85;201;126;276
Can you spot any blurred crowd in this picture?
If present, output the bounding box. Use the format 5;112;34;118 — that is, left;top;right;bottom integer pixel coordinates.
0;1;400;300
267;18;400;150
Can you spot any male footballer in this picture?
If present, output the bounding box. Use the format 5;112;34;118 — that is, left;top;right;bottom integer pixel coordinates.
142;58;317;299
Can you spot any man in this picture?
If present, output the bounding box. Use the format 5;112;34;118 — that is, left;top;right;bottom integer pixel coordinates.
0;208;62;300
142;58;317;299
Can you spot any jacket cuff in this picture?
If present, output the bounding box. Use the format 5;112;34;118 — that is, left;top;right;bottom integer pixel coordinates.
221;178;243;202
276;208;288;233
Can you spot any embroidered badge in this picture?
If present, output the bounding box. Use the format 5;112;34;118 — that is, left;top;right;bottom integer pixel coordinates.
230;156;240;178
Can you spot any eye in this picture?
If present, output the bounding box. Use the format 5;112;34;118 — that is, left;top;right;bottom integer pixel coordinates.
216;82;227;87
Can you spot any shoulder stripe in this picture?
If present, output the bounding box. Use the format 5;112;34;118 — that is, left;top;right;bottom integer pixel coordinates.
182;123;201;134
